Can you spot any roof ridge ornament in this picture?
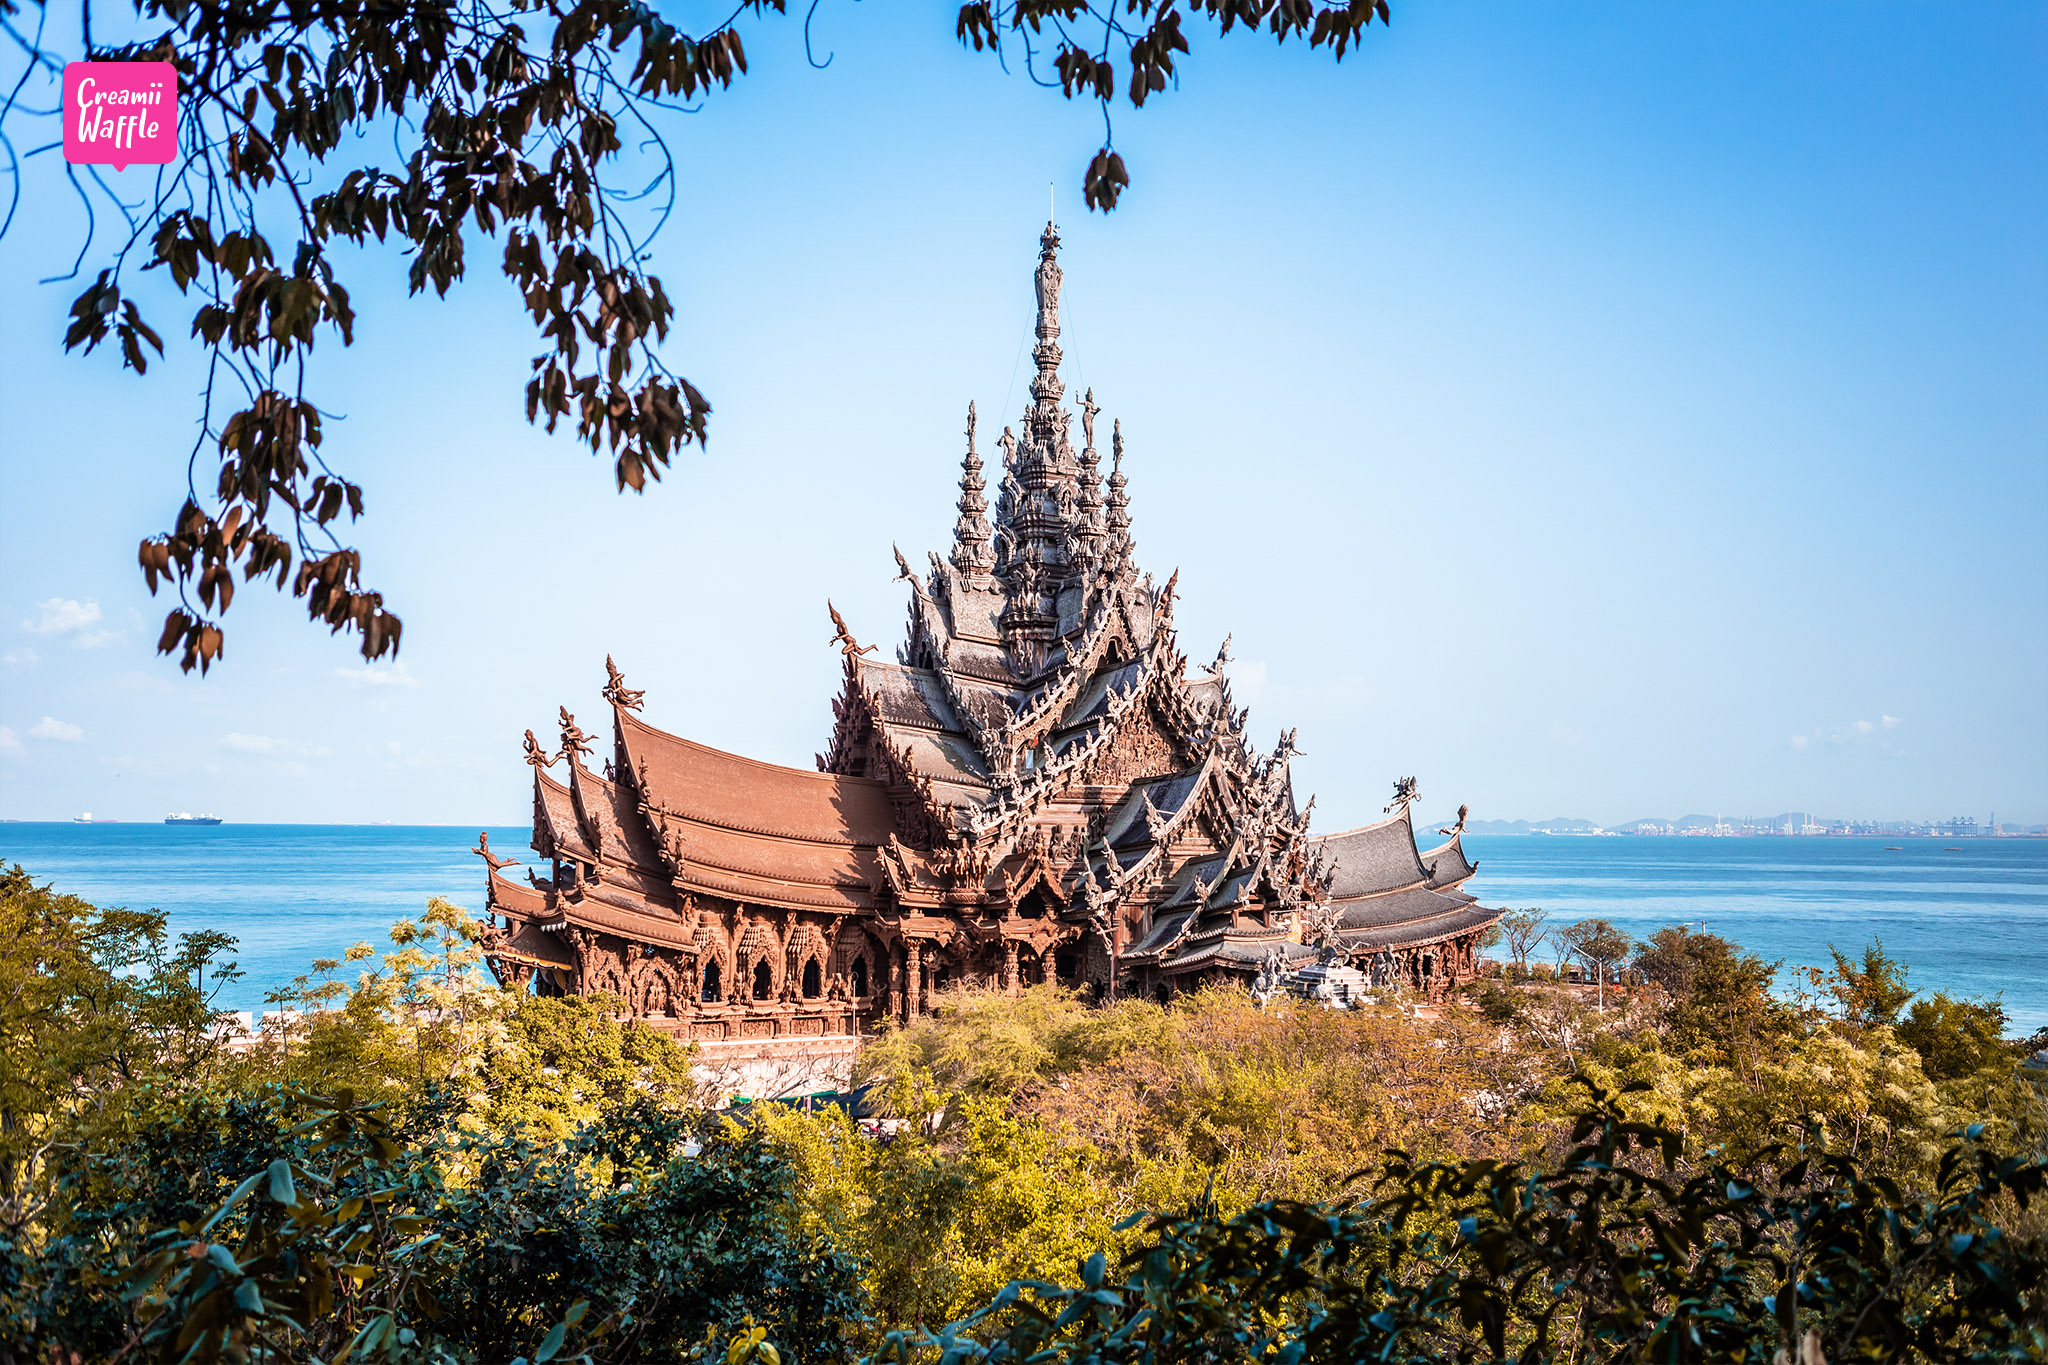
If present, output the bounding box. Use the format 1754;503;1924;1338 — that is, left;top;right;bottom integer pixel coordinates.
523;728;553;769
557;707;593;765
1385;775;1419;814
828;601;877;659
602;655;645;712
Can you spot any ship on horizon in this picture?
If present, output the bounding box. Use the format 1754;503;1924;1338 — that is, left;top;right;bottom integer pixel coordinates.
164;812;224;826
72;812;119;824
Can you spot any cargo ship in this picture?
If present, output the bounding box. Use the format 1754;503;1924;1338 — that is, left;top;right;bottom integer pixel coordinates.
164;813;224;826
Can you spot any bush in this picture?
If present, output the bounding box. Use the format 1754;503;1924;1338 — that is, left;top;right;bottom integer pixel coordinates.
6;1088;863;1364
877;1085;2048;1365
1471;979;1525;1025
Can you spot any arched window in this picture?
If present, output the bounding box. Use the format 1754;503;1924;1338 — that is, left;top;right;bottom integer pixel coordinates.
802;959;822;998
851;955;870;999
753;958;773;1000
700;961;721;1002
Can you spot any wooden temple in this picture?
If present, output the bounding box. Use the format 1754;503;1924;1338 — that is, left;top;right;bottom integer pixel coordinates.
477;223;1501;1068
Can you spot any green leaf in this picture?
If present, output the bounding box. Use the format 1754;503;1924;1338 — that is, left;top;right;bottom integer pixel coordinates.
268;1157;297;1205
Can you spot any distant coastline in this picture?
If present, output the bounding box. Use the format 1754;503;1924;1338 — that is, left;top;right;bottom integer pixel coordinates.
5;815;2042;837
1449;814;2045;838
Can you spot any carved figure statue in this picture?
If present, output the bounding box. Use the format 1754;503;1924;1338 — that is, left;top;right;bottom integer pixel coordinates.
1310;900;1343;965
1203;633;1232;680
999;425;1017;468
602;655;646;712
557;707;593;763
1385;775;1420;813
1035;221;1063;333
827;600;876;658
522;729;551;769
1273;727;1302;764
1249;947;1288;1007
1081;387;1099;451
473;830;519;873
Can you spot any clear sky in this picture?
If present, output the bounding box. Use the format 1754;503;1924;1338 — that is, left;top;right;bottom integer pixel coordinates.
1;2;2043;831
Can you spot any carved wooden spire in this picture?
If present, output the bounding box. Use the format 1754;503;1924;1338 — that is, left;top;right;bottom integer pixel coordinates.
1105;418;1134;571
1075;387;1104;558
951;400;996;580
998;224;1082;672
1030;219;1065;425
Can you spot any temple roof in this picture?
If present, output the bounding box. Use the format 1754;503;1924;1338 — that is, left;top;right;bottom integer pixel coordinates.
568;762;669;891
620;708;898;846
1420;831;1477;889
534;769;595;864
1334;885;1476;932
1311;807;1431;901
1338;903;1499;953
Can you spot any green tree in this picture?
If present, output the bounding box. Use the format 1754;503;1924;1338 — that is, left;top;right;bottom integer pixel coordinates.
1634;925;1790;1072
1898;992;2010;1082
0;865;240;1223
1827;939;1914;1028
2;0;1393;671
483;993;698;1141
1561;917;1634;1011
1496;907;1549;979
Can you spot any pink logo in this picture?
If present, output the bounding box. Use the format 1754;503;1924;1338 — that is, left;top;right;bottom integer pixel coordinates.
64;62;177;171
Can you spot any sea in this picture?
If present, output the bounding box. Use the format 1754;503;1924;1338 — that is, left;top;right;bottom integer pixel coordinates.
2;824;2043;1033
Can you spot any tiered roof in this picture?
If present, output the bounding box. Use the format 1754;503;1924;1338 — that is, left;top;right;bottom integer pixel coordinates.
1308;803;1489;957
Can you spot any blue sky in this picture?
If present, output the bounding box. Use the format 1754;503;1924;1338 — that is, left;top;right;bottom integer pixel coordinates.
1;1;2043;829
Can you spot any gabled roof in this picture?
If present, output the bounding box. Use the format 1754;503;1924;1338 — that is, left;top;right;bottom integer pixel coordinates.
1420;831;1477;890
1311;807;1430;901
534;769;595;863
1338;904;1499;953
1334;886;1474;931
619;708;897;846
568;762;668;887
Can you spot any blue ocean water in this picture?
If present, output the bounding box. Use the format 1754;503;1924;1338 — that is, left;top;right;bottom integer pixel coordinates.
1463;834;2047;1032
0;824;529;1014
2;824;2043;1032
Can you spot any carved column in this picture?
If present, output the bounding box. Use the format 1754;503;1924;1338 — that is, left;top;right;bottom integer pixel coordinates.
1004;941;1020;996
905;942;923;1023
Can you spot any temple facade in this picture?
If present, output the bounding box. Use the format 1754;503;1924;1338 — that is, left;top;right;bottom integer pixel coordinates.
477;223;1501;1067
